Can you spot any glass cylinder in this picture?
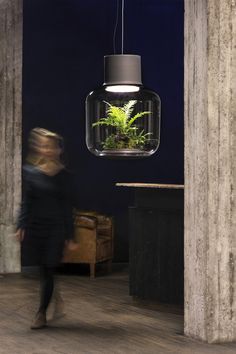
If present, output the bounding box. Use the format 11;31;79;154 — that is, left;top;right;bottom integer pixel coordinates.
86;55;161;158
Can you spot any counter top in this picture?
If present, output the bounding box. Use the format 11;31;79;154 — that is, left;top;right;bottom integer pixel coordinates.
116;183;184;189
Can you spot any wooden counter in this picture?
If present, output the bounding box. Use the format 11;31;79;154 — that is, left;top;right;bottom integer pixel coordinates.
116;183;184;189
116;183;184;305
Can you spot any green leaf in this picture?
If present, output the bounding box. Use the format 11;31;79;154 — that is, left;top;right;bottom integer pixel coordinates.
122;100;137;121
128;111;151;127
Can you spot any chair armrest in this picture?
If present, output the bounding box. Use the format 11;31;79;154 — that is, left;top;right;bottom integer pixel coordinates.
74;215;97;229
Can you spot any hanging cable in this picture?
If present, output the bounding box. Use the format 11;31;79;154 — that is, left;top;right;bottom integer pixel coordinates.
113;0;119;54
113;0;125;54
121;0;125;54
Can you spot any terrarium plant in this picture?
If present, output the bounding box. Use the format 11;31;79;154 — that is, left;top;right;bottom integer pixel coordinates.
92;100;151;150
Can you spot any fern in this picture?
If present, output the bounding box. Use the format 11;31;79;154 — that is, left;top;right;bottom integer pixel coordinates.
93;100;151;149
122;100;137;121
128;111;151;126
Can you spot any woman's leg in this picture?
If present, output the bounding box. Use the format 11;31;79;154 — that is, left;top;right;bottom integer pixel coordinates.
31;265;55;329
47;282;66;321
39;265;55;313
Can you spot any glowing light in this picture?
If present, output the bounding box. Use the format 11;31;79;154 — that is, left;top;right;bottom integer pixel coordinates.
105;85;140;93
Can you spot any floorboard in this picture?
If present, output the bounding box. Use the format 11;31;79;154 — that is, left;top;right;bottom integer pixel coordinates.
0;268;235;354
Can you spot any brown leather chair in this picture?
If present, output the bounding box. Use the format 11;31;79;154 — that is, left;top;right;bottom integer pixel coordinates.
63;211;114;278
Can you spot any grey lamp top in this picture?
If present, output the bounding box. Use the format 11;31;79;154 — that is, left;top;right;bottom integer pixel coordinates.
103;54;142;86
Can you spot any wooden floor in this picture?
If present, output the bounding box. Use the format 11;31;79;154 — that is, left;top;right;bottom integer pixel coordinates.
0;267;236;354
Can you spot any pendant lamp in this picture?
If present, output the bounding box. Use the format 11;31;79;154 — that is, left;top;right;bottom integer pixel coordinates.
86;1;161;158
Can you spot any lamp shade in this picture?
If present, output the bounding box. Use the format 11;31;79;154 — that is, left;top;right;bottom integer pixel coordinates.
104;55;142;85
86;54;161;158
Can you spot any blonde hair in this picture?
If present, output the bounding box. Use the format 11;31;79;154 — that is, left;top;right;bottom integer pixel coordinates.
26;127;64;167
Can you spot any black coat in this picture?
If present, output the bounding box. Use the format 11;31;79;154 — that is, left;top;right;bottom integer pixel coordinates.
18;164;74;266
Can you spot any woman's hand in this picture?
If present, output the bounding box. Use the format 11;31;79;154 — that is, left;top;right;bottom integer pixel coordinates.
65;239;79;251
15;228;25;242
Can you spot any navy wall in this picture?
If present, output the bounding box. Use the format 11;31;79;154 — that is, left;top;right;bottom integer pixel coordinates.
23;0;184;261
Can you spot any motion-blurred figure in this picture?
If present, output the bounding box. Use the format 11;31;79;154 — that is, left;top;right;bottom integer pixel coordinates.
16;128;77;329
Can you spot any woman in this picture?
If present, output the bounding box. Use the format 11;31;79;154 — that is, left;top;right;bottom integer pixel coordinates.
16;128;77;329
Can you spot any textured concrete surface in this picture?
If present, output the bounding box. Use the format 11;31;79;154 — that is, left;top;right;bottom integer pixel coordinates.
0;0;22;273
184;0;236;343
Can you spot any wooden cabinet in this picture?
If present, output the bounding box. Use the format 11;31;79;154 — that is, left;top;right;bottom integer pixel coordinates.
63;211;114;278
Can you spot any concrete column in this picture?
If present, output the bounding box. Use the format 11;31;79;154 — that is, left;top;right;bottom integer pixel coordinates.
184;0;236;343
0;0;22;273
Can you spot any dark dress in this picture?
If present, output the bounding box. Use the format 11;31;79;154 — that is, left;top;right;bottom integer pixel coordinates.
17;164;74;267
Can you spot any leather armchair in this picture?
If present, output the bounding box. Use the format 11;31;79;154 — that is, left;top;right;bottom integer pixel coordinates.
63;211;114;278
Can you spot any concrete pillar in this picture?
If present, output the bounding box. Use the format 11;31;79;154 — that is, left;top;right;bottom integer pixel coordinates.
0;0;22;273
184;0;236;343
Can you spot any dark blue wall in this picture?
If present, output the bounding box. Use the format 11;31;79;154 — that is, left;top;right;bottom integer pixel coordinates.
23;0;184;261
